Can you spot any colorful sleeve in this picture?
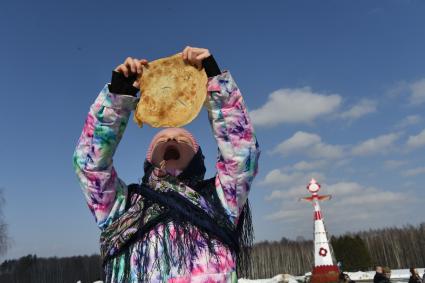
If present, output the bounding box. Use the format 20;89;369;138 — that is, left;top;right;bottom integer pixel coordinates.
72;85;138;230
205;71;260;225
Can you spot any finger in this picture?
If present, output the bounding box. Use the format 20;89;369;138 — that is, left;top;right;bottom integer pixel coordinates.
196;53;208;61
134;58;142;74
188;49;195;63
133;80;140;89
114;64;121;72
134;59;148;78
138;59;149;72
191;47;209;57
182;46;189;60
191;47;204;53
126;58;137;74
124;57;133;67
124;57;135;74
183;46;190;60
196;61;202;70
117;64;129;77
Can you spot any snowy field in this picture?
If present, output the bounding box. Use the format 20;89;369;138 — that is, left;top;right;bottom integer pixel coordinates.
238;274;300;283
78;268;425;283
239;268;424;283
346;268;424;282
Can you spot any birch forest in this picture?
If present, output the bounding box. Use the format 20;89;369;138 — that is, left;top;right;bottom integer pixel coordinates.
0;223;424;282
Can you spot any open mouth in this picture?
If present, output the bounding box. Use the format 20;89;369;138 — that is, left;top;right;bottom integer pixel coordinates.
163;145;181;161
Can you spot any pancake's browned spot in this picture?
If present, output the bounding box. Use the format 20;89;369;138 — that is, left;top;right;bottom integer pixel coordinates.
158;108;165;119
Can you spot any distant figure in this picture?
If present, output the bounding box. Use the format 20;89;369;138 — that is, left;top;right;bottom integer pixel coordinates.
408;268;422;283
339;272;355;283
381;266;392;283
374;266;386;283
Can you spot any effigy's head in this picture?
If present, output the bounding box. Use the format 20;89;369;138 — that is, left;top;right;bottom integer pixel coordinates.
147;128;198;172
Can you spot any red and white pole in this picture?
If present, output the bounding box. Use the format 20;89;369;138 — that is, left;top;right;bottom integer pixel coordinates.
302;178;339;283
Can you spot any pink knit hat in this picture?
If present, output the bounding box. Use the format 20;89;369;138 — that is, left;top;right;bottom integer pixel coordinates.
146;128;199;162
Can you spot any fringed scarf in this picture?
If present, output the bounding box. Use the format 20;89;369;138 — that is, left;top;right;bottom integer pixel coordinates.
100;148;253;282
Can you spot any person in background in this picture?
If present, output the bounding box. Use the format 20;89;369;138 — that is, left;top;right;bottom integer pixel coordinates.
339;272;355;283
374;266;386;283
381;266;392;283
408;268;422;283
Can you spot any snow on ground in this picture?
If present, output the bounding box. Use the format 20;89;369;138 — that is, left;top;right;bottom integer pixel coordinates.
79;268;425;283
347;268;425;281
238;268;425;283
239;274;299;283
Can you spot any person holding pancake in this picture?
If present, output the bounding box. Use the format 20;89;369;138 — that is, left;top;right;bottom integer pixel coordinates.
73;46;260;283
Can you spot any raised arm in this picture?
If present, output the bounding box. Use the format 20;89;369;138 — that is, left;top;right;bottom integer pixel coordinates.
206;71;260;225
182;47;260;225
73;58;147;230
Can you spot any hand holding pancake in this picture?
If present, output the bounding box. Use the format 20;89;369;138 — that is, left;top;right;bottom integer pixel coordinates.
182;46;210;70
115;57;149;88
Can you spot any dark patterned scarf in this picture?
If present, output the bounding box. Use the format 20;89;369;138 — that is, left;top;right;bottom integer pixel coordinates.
100;148;253;282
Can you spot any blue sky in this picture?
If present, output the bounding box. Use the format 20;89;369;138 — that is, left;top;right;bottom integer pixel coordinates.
0;0;424;260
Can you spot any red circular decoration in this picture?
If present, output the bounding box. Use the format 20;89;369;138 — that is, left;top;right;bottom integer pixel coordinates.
319;247;328;257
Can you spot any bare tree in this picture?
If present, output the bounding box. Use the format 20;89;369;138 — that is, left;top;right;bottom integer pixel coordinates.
0;188;9;256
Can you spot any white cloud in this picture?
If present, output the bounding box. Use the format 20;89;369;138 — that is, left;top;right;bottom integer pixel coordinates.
262;169;326;203
251;87;341;127
262;170;300;186
388;78;425;105
326;182;364;196
265;180;413;235
272;131;405;161
395;115;422;129
409;78;425;105
291;160;328;171
402;167;425;177
351;133;400;156
261;169;325;188
406;128;425;149
340;99;377;120
272;131;344;159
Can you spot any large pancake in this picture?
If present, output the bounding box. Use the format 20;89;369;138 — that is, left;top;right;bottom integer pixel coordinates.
134;53;208;128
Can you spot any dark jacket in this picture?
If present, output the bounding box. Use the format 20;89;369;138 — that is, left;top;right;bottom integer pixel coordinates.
374;273;389;283
409;275;422;283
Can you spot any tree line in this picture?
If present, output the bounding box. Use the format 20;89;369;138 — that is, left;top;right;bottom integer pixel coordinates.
244;223;425;278
0;254;103;283
0;223;424;282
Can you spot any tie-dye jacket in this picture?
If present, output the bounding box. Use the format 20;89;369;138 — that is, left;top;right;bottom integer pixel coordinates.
73;71;260;282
